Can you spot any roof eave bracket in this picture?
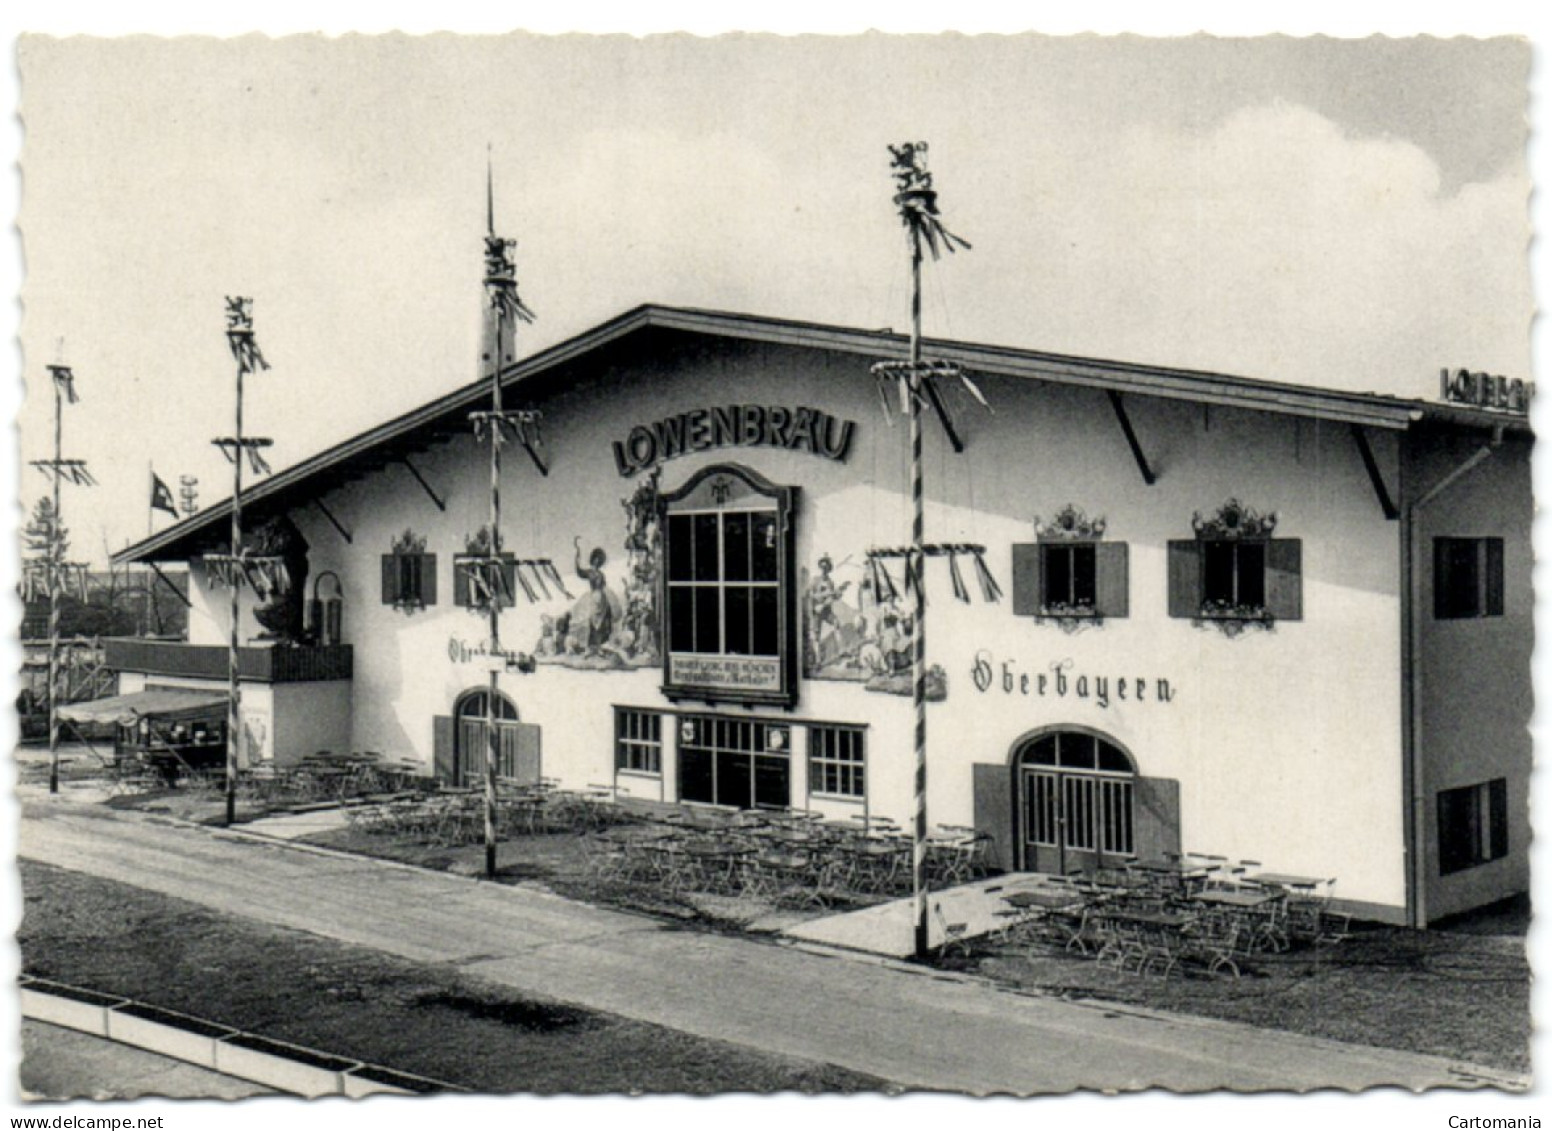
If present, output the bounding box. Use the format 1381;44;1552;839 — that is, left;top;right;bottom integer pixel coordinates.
1351;424;1400;521
1106;390;1157;486
312;498;355;544
400;456;448;512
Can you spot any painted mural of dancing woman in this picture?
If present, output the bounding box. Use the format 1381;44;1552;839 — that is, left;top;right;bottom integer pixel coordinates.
573;536;614;655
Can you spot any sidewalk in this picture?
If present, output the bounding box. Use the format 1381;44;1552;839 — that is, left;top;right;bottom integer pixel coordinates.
18;798;1527;1095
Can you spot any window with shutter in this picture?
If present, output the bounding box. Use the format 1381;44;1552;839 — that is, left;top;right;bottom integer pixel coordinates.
1170;501;1299;632
454;553;517;610
1437;778;1509;874
381;530;435;612
1011;506;1127;627
1433;537;1504;620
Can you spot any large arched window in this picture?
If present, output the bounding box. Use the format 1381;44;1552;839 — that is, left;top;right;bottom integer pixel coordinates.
1015;729;1136;873
660;464;797;707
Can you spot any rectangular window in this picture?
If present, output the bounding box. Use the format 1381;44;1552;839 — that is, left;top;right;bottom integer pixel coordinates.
380;552;437;608
1201;540;1266;610
678;714;790;810
1438;779;1509;875
1434;537;1504;619
1041;543;1097;610
809;724;866;798
614;708;662;776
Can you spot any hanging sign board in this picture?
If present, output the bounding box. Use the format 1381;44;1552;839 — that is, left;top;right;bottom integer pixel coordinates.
613;404;855;477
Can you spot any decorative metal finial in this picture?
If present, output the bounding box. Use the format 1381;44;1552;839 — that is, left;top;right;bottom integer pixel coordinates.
888;141;971;260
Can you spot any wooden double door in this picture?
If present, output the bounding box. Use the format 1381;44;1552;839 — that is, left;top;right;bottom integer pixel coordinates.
1017;730;1136;874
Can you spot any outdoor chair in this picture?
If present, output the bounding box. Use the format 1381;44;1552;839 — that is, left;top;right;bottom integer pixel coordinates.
933;901;971;959
1181;912;1246;978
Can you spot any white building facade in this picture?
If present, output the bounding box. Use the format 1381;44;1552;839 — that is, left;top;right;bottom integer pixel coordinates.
114;307;1533;927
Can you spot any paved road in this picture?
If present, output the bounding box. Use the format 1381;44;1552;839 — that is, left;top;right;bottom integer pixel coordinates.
19;1020;271;1101
18;800;1525;1095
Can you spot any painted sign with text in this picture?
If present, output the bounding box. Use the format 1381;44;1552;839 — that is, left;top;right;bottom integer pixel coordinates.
613;404;855;477
971;651;1176;708
668;653;783;694
1439;368;1533;415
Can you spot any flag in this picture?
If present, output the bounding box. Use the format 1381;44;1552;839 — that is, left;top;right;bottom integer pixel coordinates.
150;472;178;517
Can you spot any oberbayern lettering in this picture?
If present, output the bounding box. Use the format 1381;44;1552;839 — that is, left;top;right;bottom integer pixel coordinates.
971;651;1175;708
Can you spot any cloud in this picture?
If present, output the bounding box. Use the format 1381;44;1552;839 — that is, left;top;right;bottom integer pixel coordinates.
942;101;1530;396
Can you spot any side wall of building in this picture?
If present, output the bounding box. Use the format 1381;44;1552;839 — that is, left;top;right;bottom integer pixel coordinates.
1408;428;1533;922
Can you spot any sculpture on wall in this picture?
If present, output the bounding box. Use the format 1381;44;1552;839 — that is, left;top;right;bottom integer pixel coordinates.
246;514;309;642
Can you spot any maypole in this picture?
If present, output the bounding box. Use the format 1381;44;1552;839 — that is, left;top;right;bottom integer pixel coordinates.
207;298;280;826
30;364;94;794
470;160;539;879
869;142;998;959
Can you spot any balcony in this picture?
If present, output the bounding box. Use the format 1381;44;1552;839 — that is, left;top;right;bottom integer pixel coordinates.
105;638;353;683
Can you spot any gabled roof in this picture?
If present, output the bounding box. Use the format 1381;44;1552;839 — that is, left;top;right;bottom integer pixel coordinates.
114;303;1523;564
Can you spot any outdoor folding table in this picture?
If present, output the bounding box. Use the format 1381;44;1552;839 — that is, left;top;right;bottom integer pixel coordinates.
999;888;1090;950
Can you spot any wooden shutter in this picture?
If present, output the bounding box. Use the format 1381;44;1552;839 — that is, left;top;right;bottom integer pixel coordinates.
381;555;397;605
418;553;438;606
972;762;1013;873
1166;541;1201;618
432;714;456;783
1094;542;1129;618
1265;538;1302;621
1489;778;1508;859
1011;544;1042;617
1485;538;1504;616
1132;776;1181;862
500;554;518;608
452;557;471;607
512;722;542;785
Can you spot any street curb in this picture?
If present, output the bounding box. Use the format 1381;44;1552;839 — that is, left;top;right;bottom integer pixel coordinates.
21;977;457;1097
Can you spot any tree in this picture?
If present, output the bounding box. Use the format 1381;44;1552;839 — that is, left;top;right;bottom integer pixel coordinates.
23;496;68;562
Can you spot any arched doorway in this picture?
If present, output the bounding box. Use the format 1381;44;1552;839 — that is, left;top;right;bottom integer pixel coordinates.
453;688;538;786
1014;728;1137;874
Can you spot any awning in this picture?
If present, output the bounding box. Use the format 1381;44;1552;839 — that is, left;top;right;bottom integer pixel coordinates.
58;689;228;727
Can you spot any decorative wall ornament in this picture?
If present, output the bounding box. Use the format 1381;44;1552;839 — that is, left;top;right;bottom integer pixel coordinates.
1036;604;1103;635
1193;602;1276;638
1034;505;1107;542
391;529;427;557
1192;498;1277;540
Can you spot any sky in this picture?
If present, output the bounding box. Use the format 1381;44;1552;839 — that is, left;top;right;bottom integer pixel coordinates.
9;28;1537;562
3;7;1551;1131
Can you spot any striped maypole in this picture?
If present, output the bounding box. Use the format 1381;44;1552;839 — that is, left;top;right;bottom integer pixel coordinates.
875;141;974;960
46;371;64;795
215;297;272;826
35;364;90;796
484;256;504;882
474;158;538;879
908;228;929;959
226;305;248;827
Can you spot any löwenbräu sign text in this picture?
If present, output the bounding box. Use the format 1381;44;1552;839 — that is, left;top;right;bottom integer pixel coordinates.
613;404;855;477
